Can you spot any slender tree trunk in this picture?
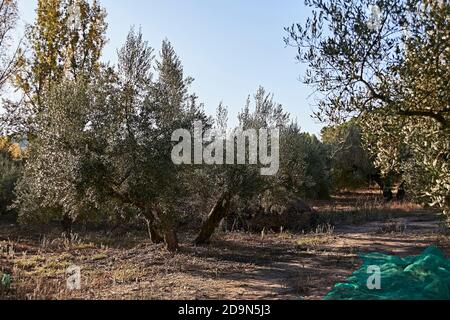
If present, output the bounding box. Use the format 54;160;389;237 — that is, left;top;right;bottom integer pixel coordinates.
153;208;179;252
61;214;73;240
371;172;385;191
396;181;406;202
371;172;394;201
194;192;231;245
141;208;164;244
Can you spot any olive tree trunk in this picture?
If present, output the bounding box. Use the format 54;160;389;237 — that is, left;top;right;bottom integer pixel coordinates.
106;186;178;251
163;227;179;252
194;192;231;245
61;214;73;240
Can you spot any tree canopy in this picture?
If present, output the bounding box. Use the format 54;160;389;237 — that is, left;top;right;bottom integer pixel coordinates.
286;0;450;213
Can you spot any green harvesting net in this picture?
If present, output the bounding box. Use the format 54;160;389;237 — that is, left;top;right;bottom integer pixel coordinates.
325;247;450;300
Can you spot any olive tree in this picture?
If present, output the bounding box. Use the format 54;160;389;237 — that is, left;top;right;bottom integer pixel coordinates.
15;29;206;251
194;87;288;244
286;0;450;213
322;120;380;191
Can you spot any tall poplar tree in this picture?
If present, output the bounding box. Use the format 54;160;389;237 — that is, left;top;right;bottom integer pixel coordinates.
13;0;107;132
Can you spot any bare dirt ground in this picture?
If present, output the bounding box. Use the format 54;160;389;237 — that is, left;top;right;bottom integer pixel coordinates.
1;192;449;300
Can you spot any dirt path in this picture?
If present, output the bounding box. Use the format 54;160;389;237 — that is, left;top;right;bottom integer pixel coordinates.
215;213;448;300
1;211;448;300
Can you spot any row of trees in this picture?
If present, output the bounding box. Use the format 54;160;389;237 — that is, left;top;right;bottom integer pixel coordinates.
1;0;446;251
0;0;361;251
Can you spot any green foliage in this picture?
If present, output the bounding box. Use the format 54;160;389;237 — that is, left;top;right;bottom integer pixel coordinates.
286;0;450;213
14;28;207;251
197;88;277;211
279;124;330;199
14;80;97;224
235;87;331;201
322;120;377;191
362;113;450;214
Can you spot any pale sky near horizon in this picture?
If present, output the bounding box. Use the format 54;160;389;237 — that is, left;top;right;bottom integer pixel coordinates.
17;0;325;135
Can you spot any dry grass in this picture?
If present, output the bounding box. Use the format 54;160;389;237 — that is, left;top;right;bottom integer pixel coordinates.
0;192;448;300
311;190;439;227
376;222;407;234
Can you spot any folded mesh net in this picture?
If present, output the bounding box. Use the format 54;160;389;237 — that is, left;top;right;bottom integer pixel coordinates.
325;247;450;300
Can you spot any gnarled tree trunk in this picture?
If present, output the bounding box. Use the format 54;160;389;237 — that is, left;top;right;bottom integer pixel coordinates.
371;172;385;191
106;186;178;251
163;228;179;252
149;224;164;244
194;192;231;245
371;172;394;201
396;181;406;202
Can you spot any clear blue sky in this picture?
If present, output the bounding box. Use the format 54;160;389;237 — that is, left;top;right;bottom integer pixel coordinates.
18;0;324;135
